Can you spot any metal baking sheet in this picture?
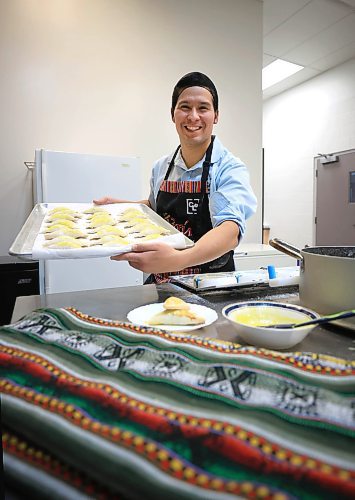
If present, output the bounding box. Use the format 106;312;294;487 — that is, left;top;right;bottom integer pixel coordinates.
170;270;270;293
171;267;301;294
9;203;194;260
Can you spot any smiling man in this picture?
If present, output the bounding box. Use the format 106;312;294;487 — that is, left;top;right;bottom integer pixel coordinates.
95;72;257;283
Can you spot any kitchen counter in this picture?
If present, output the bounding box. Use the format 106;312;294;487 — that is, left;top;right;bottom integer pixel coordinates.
12;282;355;359
233;243;295;270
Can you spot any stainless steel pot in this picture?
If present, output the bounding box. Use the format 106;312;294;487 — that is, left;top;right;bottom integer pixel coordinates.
269;239;355;319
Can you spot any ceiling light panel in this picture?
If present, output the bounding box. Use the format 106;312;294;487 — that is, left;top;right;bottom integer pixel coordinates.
262;59;304;90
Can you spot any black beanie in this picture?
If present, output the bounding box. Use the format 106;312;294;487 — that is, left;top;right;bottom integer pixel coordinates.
171;72;219;115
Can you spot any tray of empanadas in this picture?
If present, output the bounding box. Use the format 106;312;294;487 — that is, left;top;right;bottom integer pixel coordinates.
9;203;194;260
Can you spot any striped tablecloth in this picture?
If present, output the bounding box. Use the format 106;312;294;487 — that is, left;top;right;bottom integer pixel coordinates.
1;307;354;499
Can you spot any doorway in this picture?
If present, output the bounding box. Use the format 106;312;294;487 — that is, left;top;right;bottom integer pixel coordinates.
314;149;355;245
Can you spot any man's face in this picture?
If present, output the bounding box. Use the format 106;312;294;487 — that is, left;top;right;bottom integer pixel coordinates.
172;86;218;147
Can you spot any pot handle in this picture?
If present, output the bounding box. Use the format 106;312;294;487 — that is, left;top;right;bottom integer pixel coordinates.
269;238;303;261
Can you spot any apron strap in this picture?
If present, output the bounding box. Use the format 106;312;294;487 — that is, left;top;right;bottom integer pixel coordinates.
197;135;215;218
157;137;215;212
163;145;181;181
156;145;181;209
164;135;215;185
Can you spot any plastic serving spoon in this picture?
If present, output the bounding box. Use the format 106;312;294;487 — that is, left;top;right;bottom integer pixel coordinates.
266;309;355;329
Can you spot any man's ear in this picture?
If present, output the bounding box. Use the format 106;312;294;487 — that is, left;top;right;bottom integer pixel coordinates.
171;108;175;122
214;111;219;124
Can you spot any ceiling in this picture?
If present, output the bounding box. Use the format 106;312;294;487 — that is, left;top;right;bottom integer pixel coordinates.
262;0;355;99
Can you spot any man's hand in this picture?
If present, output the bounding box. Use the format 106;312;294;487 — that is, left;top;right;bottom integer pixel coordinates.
93;197;151;206
111;242;185;274
93;197;122;205
110;221;239;274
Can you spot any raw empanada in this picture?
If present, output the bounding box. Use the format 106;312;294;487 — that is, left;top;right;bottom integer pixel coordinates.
44;220;77;231
101;241;129;247
48;207;75;215
44;239;85;249
95;235;129;245
94;226;127;237
133;234;161;241
87;216;115;228
90;211;112;219
45;213;77;222
130;223;169;236
83;207;109;215
118;208;144;221
44;228;86;240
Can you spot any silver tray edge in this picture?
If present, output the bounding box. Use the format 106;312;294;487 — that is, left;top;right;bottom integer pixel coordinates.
9;204;47;259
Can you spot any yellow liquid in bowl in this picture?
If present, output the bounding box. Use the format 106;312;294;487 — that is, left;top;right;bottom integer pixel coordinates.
230;307;307;327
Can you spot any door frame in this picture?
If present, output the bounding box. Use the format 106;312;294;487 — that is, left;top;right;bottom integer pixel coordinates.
313;148;355;245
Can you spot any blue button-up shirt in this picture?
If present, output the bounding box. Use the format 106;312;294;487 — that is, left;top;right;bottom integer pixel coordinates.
148;136;257;239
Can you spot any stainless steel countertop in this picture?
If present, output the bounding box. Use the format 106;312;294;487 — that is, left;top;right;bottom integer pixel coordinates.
12;283;355;359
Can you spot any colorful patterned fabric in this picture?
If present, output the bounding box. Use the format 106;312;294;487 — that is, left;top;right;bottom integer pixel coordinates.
2;426;122;499
159;179;209;194
1;307;354;499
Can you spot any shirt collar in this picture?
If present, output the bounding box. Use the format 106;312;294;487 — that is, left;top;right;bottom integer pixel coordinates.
174;136;223;171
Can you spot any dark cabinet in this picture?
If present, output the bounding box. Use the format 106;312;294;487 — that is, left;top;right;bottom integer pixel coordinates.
0;256;39;325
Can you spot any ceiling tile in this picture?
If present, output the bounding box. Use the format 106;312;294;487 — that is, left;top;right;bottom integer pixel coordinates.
263;0;311;35
262;0;355;97
283;13;355;66
310;42;355;70
263;0;352;57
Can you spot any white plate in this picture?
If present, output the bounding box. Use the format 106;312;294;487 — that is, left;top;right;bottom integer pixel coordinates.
127;303;218;332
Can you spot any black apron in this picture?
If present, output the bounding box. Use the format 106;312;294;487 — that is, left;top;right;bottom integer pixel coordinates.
145;136;234;284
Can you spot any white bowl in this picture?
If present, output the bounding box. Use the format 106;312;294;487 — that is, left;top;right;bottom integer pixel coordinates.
222;301;320;349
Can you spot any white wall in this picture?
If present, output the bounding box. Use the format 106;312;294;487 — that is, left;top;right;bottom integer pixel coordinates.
263;57;355;249
0;0;262;257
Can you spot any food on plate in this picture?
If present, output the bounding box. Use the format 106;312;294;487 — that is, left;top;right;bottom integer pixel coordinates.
163;297;190;310
148;297;205;326
148;309;205;326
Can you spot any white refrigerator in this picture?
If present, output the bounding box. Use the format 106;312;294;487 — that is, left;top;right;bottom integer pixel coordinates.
33;149;144;294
